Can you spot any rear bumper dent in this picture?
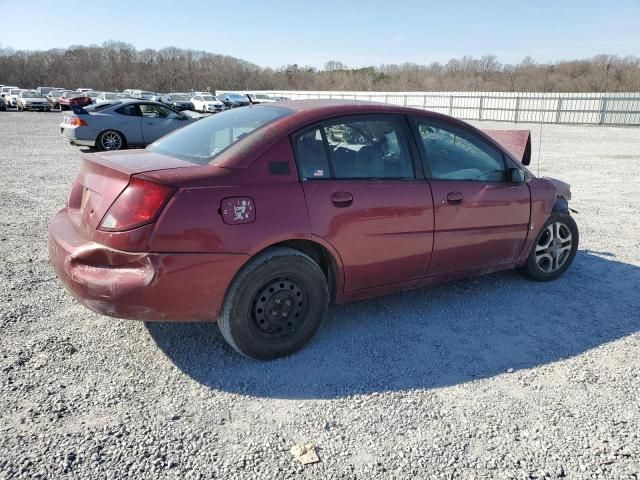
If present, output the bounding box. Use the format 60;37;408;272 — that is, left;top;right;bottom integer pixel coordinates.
48;209;249;321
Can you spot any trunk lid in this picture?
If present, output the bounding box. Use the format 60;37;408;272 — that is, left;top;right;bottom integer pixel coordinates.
68;150;200;233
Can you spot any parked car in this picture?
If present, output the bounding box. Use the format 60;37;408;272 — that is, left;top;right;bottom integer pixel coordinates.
45;90;66;109
76;88;93;92
246;93;277;104
95;92;119;104
59;99;197;150
131;90;155;100
161;93;195;111
86;91;101;104
0;96;6;111
59;91;92;111
16;90;50;111
216;92;251;108
36;86;57;96
48;100;579;359
190;94;224;113
0;86;18;97
6;88;24;108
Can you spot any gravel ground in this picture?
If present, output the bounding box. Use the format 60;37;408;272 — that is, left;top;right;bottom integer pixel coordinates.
0;111;639;479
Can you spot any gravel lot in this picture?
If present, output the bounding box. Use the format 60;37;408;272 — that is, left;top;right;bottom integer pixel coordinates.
0;111;639;479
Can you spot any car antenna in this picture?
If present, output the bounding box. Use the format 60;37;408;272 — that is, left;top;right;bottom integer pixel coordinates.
537;96;544;177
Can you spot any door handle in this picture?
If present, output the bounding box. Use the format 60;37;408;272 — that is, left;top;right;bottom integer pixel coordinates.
446;191;463;204
331;191;353;208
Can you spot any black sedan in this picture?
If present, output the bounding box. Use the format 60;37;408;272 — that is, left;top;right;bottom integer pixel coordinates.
216;92;251;109
161;93;195;111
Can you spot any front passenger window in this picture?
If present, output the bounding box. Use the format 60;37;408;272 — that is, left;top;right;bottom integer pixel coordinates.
415;120;506;182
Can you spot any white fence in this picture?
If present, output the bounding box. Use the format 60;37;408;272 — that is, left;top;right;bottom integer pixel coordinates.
256;91;640;126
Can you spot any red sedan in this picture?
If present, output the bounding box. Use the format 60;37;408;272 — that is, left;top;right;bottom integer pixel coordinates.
49;100;578;359
58;91;92;111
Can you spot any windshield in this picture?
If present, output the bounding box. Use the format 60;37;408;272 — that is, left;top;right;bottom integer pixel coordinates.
148;106;291;165
48;91;63;97
9;90;21;95
202;95;216;101
228;94;246;100
22;91;41;97
102;93;117;99
171;95;189;101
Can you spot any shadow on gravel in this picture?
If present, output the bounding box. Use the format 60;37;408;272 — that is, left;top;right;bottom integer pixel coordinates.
146;251;640;399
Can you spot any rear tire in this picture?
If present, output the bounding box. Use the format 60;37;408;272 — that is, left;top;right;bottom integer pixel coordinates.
218;247;329;360
97;130;125;151
521;212;579;281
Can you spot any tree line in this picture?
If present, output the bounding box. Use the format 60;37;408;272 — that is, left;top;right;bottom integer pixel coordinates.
1;41;639;93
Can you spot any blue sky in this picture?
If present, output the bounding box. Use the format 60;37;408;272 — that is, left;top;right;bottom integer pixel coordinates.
0;0;638;68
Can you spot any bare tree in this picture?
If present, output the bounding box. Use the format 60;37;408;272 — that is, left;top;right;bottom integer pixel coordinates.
0;43;638;93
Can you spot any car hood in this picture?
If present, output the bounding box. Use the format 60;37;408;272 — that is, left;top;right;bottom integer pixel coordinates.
543;176;572;200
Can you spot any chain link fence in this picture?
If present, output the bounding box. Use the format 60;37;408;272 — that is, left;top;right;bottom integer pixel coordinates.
257;91;640;126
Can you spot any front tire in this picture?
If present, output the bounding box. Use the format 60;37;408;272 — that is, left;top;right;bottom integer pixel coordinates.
97;130;125;151
218;247;329;360
521;212;579;281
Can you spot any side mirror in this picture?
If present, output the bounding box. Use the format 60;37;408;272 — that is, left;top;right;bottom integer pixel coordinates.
509;168;526;184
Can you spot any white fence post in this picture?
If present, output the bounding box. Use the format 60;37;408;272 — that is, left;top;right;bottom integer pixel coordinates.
514;97;520;123
599;98;609;125
556;97;563;123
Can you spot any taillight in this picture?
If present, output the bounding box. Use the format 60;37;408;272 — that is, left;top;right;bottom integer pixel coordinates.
98;177;176;232
70;117;88;126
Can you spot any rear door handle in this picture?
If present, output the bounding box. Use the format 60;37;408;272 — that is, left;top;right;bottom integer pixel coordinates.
446;191;463;204
331;191;353;208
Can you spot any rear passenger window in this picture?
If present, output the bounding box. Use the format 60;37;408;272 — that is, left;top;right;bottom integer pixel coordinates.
294;127;330;179
293;117;414;180
116;104;140;117
324;118;413;179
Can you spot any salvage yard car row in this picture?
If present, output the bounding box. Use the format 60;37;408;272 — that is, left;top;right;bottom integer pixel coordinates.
0;84;287;113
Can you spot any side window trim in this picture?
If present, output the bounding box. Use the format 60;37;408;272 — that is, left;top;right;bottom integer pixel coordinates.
319;127;335;178
409;115;508;183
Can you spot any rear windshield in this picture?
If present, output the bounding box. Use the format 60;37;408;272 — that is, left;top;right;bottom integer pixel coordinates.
85;101;121;111
148;106;292;165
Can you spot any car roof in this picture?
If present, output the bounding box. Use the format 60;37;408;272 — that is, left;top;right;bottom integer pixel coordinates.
271;98;418;114
213;100;493;170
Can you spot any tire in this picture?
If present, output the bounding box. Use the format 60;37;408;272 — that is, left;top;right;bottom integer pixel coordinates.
218;247;329;360
521;212;579;281
97;130;125;151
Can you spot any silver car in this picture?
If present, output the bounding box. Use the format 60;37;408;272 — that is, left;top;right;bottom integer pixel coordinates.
17;90;51;111
60;100;197;151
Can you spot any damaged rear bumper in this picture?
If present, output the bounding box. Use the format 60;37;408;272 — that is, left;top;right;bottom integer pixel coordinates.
48;208;249;321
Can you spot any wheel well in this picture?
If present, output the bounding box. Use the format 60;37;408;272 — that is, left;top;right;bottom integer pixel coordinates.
272;239;339;302
98;129;127;147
